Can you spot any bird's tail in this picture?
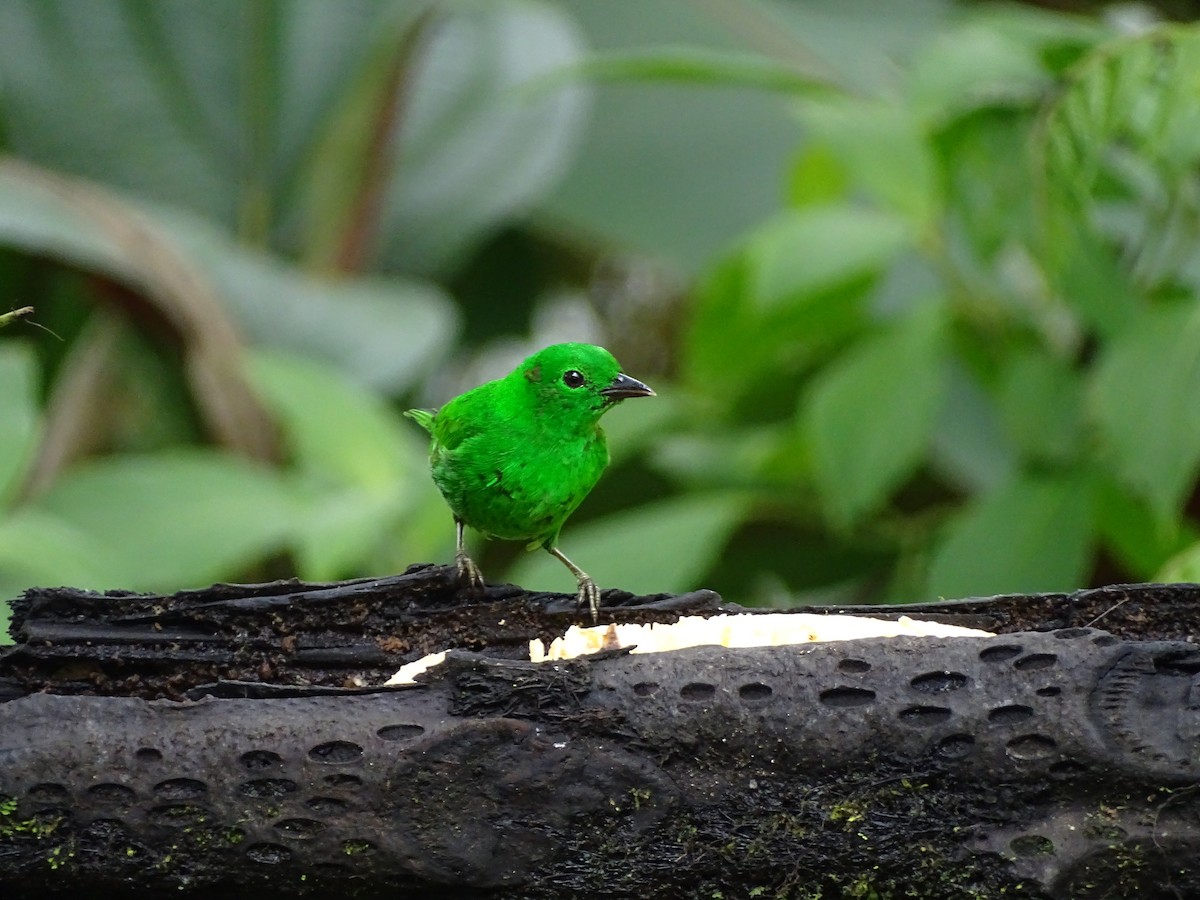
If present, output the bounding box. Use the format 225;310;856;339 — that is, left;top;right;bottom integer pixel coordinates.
403;408;436;433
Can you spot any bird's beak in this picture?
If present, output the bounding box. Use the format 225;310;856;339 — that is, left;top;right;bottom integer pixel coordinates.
601;372;655;400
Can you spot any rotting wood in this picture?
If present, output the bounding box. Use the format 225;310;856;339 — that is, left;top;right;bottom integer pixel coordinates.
2;572;1199;898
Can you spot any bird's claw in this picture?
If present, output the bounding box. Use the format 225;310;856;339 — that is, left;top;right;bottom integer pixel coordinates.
575;576;601;624
456;553;486;594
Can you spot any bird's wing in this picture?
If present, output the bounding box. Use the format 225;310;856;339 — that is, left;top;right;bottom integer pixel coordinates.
426;393;496;452
405;393;498;456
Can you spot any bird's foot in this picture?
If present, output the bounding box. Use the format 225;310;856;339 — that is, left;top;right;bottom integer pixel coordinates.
574;576;601;624
455;552;486;595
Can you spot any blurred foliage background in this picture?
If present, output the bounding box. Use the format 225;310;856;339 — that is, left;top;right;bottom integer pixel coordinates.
3;0;1200;640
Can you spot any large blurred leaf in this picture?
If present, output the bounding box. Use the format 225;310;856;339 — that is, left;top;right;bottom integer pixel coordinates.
0;509;126;602
167;209;458;392
0;0;586;275
802;304;948;528
748;206;911;311
0;160;458;393
0;344;39;501
681;257;768;405
1089;304;1200;518
926;473;1094;599
908;15;1057;119
1051;224;1141;339
541;3;809;273
0;508;131;642
0;0;248;224
996;347;1083;465
652;426;791;492
27;451;298;591
0;1;409;229
1156;537;1200;583
928;363;1015;494
1096;475;1188;578
508;493;746;596
0;160;141;280
248;350;426;579
683;280;871;422
309;0;590;274
936;107;1040;269
682;205;911;425
249;350;413;488
0;158;277;459
799;100;939;230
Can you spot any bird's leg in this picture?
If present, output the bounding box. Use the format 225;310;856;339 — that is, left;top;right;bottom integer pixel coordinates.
455;519;485;593
548;546;601;623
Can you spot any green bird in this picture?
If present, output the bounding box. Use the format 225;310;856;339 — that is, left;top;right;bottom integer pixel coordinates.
406;343;654;620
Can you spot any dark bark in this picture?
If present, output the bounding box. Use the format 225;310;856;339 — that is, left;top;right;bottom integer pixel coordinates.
2;570;1199;898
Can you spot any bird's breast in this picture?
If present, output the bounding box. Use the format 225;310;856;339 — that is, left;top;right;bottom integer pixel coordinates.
434;424;609;543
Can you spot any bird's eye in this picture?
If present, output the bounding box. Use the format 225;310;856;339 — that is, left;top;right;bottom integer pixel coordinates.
562;370;585;388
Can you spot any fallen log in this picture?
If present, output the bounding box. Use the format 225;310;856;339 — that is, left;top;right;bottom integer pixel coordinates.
2;570;1199;898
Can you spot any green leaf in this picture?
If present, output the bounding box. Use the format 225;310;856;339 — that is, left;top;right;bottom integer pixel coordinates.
152;207;460;394
29;451;298;591
0;162;136;279
936;107;1040;262
652;426;791;491
748;206;911;311
0;343;39;502
0;1;585;274
802;304;948;528
926;473;1095;599
996;348;1083;464
0;1;417;233
0;508;127;599
1156;538;1200;583
289;487;406;584
1040;28;1200;293
0;508;130;643
0;1;248;225
787;144;849;207
908;19;1051;119
1051;224;1140;339
508;493;747;596
0;163;459;394
1089;304;1200;517
248;350;415;489
929;364;1015;494
247;349;427;580
682;250;872;412
543;0;861;273
1096;475;1188;578
373;0;589;273
681;256;758;401
800;100;940;229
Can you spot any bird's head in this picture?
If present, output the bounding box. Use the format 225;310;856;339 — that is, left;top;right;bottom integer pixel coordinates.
515;343;654;425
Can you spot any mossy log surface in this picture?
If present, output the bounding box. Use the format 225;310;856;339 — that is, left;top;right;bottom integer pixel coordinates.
2;569;1200;899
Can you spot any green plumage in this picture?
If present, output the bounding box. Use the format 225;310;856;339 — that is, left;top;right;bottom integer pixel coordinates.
406;343;654;619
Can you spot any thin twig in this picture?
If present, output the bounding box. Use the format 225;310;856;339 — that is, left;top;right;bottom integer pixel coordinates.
0;305;63;340
1085;595;1131;628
